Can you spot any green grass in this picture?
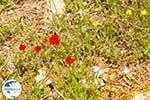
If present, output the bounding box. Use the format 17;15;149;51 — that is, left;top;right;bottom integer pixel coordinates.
0;0;14;10
0;0;150;100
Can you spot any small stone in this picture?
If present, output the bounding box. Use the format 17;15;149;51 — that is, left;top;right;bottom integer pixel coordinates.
92;66;103;77
35;75;44;83
46;80;52;85
92;66;100;72
50;0;65;14
124;67;130;74
35;68;47;82
131;92;145;100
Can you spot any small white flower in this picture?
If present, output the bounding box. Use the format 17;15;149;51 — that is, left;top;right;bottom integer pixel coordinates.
131;92;145;100
35;68;46;83
124;67;130;74
92;66;103;77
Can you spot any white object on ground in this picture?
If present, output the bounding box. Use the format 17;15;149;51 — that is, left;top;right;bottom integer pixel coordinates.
124;67;130;74
131;92;145;100
35;68;46;82
92;66;103;77
46;79;52;84
50;0;65;14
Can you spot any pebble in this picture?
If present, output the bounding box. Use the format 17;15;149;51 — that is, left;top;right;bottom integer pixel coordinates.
35;68;46;82
50;0;65;14
131;92;145;100
46;80;52;85
92;66;103;77
124;67;130;74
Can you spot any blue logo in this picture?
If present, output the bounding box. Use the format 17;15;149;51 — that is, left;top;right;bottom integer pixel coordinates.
2;80;21;99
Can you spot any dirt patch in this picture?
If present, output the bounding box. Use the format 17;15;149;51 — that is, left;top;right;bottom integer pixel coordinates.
93;56;150;99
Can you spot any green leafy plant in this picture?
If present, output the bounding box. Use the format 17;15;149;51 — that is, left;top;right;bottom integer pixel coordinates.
0;0;14;9
103;47;120;60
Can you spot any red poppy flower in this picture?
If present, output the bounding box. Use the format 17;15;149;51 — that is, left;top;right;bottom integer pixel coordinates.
49;33;60;46
66;56;76;65
34;46;42;53
19;43;26;51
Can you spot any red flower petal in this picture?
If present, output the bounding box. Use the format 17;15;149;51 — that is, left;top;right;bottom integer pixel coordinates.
66;56;76;65
19;43;26;51
49;33;60;46
34;46;42;53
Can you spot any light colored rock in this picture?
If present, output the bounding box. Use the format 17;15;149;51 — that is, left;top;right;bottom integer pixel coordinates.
50;0;65;14
124;67;130;74
35;68;47;82
46;79;52;84
92;66;103;77
92;66;100;72
131;92;145;100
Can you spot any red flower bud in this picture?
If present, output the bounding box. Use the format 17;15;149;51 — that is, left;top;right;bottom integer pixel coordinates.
66;56;76;65
34;46;42;53
49;33;60;46
19;43;26;51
